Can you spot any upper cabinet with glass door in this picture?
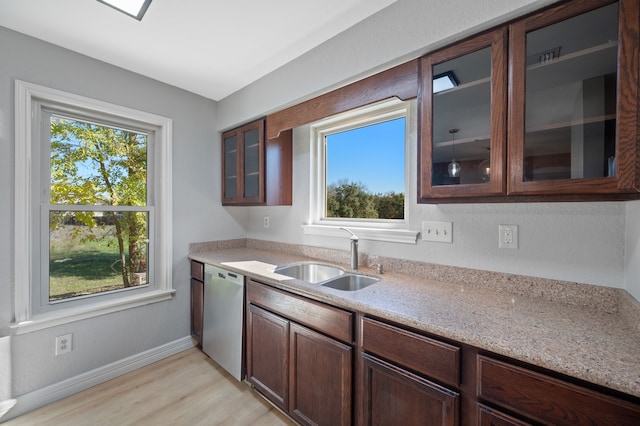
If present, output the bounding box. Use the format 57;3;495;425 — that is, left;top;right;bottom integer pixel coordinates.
222;118;265;205
419;28;508;200
508;0;639;197
221;118;293;206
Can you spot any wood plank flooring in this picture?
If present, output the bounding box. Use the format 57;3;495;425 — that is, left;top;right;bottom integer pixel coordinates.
5;348;295;426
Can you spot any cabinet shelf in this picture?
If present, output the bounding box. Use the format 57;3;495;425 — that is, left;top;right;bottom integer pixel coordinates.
526;41;618;92
435;134;490;148
526;113;616;133
527;41;617;72
435;76;490;96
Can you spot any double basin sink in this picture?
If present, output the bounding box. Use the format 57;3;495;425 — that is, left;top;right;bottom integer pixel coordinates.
274;263;378;291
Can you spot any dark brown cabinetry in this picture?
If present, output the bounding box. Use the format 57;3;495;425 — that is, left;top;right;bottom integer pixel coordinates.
189;260;204;347
246;279;353;426
289;322;352;426
360;317;460;425
477;355;640;425
420;0;640;202
221;118;292;205
477;404;532;426
419;27;508;200
247;304;289;410
508;0;639;198
239;279;640;425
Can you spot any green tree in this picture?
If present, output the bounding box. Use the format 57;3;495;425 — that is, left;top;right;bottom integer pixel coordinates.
50;117;147;288
375;191;405;219
327;180;378;219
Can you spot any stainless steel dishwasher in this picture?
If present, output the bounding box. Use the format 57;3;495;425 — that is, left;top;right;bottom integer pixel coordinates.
202;264;244;381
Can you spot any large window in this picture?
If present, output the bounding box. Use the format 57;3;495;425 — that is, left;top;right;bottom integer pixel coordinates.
46;114;151;303
325;117;406;220
14;81;173;331
308;99;415;243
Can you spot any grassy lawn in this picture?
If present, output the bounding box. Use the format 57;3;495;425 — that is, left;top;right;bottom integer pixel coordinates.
49;225;125;301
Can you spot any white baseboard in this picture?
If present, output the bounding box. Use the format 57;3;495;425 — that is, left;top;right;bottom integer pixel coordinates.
2;336;195;422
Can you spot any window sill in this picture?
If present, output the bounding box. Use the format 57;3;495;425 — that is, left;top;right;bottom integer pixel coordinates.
302;224;419;244
8;289;175;335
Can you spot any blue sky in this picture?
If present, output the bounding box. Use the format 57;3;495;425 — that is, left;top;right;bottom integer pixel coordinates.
326;117;405;194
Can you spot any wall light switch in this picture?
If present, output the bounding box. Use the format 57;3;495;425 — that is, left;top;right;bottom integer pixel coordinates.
422;221;453;243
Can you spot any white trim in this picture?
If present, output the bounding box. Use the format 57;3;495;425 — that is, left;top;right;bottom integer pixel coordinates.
302;224;419;244
9;289;175;335
13;79;173;325
309;98;413;234
1;337;194;422
14;80;33;324
0;400;17;420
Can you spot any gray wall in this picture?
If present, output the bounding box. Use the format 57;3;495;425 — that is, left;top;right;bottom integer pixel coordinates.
219;0;640;298
626;201;640;301
0;26;245;397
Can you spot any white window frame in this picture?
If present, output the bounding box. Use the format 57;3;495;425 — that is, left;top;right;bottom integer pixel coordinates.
304;98;419;244
12;80;174;334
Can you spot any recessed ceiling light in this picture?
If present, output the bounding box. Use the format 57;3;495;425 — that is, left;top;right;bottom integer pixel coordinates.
433;71;458;93
97;0;152;21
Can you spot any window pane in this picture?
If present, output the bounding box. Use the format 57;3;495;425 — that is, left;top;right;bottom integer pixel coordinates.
325;118;405;220
50;116;148;206
524;2;618;181
49;211;149;302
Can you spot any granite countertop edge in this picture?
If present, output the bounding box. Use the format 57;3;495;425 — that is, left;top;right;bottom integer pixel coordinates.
189;247;640;399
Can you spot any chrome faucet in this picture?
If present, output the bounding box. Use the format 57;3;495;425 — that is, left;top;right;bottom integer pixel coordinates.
340;227;359;270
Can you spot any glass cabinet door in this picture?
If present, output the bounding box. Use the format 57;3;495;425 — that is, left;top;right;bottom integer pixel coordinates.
508;0;639;195
420;28;507;199
243;126;261;199
223;134;238;200
221;118;265;204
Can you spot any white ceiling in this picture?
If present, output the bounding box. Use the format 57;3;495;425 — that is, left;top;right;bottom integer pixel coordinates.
0;0;396;101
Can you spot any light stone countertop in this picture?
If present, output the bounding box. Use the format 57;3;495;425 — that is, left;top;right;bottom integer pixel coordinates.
189;245;640;399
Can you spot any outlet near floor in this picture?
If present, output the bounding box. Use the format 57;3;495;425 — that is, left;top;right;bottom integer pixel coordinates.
55;333;73;356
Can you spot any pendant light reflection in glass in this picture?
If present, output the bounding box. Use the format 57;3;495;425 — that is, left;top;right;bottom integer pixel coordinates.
448;128;460;178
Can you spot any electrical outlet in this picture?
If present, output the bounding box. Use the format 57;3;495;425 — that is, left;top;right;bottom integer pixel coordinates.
55;333;73;356
263;216;270;228
422;221;453;243
499;224;518;249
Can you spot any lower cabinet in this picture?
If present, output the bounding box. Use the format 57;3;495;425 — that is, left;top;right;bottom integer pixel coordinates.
289;322;352;426
477;404;532;426
362;354;458;425
189;260;204;347
361;316;460;425
238;278;640;426
246;279;353;426
477;355;640;425
247;304;289;410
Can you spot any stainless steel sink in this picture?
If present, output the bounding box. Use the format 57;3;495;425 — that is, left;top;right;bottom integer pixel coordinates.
274;263;344;283
321;274;379;291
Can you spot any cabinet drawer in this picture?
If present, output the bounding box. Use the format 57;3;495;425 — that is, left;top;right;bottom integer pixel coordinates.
247;279;353;343
361;317;460;388
477;355;640;425
190;260;204;281
477;404;531;426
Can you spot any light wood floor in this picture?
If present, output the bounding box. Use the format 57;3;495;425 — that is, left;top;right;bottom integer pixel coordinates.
5;348;295;426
